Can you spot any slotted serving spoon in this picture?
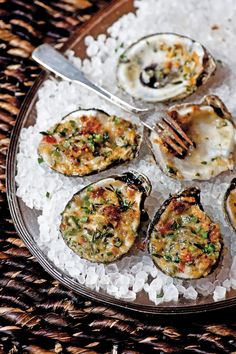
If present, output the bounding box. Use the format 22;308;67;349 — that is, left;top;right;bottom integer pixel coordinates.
32;44;192;156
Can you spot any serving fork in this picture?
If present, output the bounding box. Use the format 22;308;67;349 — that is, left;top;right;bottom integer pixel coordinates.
32;44;193;157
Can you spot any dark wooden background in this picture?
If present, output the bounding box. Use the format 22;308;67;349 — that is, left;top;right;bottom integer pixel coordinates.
1;0;236;353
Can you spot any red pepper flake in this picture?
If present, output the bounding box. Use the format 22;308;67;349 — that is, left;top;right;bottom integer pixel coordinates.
158;220;176;235
43;135;57;144
103;205;121;223
178;262;185;273
209;224;220;242
80;119;102;134
92;187;105;198
172;200;186;214
184;253;192;263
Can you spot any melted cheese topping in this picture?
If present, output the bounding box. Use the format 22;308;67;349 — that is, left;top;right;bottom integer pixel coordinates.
149;195;222;279
150;105;236;180
117;33;215;102
38;110;141;176
60;178;142;263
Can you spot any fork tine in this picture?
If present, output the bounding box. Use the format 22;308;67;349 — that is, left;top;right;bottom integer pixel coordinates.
157;120;189;150
163;114;194;146
156;123;186;156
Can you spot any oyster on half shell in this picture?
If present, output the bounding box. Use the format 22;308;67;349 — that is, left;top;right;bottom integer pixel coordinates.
149;95;236;181
60;171;151;263
224;178;236;232
148;187;222;279
38;109;142;177
117;33;216;102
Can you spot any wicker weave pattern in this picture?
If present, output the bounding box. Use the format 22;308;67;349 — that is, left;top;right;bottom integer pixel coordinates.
1;1;236;353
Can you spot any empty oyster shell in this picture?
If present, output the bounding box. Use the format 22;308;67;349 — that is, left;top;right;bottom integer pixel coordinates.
117;33;216;102
38;109;142;177
224;178;236;232
60;170;151;263
149;95;236;180
148;187;222;279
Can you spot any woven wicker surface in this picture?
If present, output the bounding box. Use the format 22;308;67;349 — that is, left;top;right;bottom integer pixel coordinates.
1;1;236;353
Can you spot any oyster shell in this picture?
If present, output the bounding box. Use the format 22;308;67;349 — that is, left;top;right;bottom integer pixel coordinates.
148;187;222;279
60;171;151;263
149;95;236;180
38;109;142;177
224;178;236;232
117;33;216;102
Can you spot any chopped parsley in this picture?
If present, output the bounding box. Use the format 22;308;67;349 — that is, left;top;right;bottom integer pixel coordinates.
38;156;44;164
69;120;77;129
113;116;121;125
204;243;215;254
80;216;88;223
59;128;68;137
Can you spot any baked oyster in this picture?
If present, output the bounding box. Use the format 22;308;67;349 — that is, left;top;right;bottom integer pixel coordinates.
117;33;216;102
60;171;151;263
149;95;236;180
224;178;236;232
148;187;222;279
38;109;142;176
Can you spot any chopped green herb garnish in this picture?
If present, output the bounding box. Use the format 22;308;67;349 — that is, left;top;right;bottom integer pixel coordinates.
189;245;196;252
167;232;177;237
46;192;50;198
164;254;172;262
52;149;61;157
82;207;91;214
114;240;122;247
171;220;181;230
173;256;180;263
107;252;113;256
119;54;131;64
65;228;77;236
199;230;208;239
113;116;120;125
69;120;77;129
38;156;44;164
103;132;110;142
40;130;53;136
201;161;207;165
94;134;102;142
59;128;68;137
156;292;163;298
204;243;215;254
80;216;88;223
103;151;112;158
